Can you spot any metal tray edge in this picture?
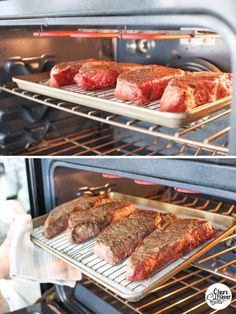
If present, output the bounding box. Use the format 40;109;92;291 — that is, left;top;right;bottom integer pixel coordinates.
12;74;232;128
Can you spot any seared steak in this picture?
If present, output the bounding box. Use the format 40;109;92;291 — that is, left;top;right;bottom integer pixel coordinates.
74;61;141;90
160;72;232;112
114;65;185;105
94;210;177;264
68;201;135;243
127;218;214;281
48;59;96;87
44;194;111;238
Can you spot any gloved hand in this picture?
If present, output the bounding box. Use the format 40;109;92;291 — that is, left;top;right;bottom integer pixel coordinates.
10;213;82;287
0;201;82;287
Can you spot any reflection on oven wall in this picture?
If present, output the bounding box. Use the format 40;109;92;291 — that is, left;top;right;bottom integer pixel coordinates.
0;28;111;155
116;37;231;72
0;28;108;79
53;167;165;209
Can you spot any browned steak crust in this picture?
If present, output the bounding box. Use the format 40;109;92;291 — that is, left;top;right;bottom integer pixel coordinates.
94;210;177;264
68;201;135;243
44;194;111;238
127;218;214;280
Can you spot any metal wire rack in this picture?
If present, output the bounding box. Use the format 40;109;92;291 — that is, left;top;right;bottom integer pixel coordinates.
72;188;235;313
0;82;230;156
81;268;235;314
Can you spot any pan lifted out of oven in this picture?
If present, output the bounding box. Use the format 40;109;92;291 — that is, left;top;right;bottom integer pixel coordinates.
27;158;236;313
0;1;236;156
31;192;235;302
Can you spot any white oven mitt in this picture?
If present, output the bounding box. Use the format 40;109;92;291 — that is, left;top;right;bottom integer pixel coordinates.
9;214;82;287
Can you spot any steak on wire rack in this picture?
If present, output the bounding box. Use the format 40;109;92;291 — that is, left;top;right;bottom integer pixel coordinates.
114;65;185;105
48;58;96;87
44;194;112;238
160;72;232;112
94;210;177;264
127;218;214;281
68;200;135;243
74;61;141;90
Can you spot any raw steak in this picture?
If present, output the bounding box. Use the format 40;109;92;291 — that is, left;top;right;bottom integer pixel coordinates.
94;210;177;264
44;194;111;238
114;65;185;105
74;61;141;90
127;218;214;281
48;59;96;87
160;72;232;112
68;200;135;243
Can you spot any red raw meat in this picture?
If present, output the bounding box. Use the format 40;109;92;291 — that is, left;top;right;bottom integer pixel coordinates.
48;59;96;87
114;65;185;105
74;61;141;90
126;218;214;281
160;72;232;112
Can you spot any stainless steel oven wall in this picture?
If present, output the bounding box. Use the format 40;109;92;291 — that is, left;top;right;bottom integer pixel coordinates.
0;28;106;69
0;28;109;153
116;37;230;72
0;1;235;21
36;158;236;214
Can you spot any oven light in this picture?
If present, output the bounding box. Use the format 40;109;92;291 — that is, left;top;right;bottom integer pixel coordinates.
102;174;123;179
174;187;200;194
33;30;221;40
134;180;157;185
33;30;119;38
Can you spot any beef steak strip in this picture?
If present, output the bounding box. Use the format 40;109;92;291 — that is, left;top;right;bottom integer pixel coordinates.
94;210;177;265
127;218;214;281
48;58;97;87
74;61;141;90
68;200;135;243
114;65;185;105
160;72;232;112
44;194;111;238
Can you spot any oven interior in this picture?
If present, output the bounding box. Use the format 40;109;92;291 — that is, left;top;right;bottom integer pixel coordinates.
29;158;236;313
0;18;235;156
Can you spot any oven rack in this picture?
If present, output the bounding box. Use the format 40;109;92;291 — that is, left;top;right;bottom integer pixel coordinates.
83;267;236;314
152;187;236;218
8;125;228;156
0;82;230;156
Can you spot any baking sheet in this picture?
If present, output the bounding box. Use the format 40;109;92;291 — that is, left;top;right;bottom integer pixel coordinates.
13;73;232;128
31;193;236;302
